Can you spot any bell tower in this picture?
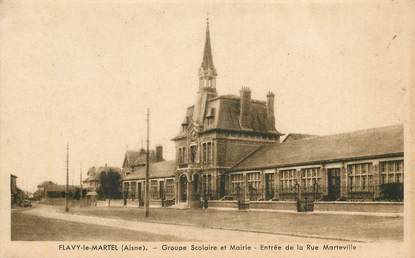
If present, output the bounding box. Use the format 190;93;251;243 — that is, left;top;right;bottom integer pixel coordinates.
193;18;218;125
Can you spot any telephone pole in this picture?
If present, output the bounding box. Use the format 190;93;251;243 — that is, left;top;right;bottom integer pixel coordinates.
80;162;83;199
65;143;69;212
144;108;150;218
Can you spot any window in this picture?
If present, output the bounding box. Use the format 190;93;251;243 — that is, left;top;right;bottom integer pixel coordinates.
348;163;373;192
380;160;404;184
264;173;275;200
279;169;298;193
130;182;136;199
231;174;244;194
178;148;181;163
202;142;213;164
207;142;212;162
201;174;212;196
150;180;159;200
165;179;175;199
300;167;321;191
247;172;261;200
190;145;197;163
202;143;207;163
206;108;215;127
247;172;260;192
178;147;188;164
124;182;130;194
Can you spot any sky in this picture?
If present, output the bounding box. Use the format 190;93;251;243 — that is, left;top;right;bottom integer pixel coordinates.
0;1;410;192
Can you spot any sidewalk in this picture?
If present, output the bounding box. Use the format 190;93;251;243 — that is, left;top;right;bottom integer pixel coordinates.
23;206;357;243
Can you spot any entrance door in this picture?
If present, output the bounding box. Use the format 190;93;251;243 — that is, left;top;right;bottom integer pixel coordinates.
219;175;226;199
179;175;188;202
265;174;274;200
159;181;164;199
327;168;341;201
137;183;142;200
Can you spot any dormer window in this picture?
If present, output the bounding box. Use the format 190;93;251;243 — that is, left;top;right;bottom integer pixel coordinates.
181;117;189;131
206;108;215;118
206;108;215;127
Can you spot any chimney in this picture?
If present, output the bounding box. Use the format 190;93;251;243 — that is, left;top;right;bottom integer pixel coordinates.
239;86;251;129
156;145;163;162
267;91;275;129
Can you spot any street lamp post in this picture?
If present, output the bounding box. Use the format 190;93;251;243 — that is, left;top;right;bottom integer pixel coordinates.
65;143;69;212
80;163;83;201
144;108;150;218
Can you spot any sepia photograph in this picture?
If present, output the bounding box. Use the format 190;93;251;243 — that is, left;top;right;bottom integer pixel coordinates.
1;1;414;257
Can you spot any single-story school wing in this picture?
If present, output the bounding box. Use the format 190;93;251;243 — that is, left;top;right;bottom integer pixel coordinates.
228;124;404;202
120;124;404;209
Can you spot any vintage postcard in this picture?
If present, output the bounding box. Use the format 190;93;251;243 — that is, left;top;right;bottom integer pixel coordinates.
1;0;414;257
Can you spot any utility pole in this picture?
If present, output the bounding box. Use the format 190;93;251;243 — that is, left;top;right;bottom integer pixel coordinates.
65;143;69;212
80;162;83;199
144;108;150;218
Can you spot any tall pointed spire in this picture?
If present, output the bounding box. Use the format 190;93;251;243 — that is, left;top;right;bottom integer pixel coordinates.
199;17;217;89
201;17;216;75
194;17;218;125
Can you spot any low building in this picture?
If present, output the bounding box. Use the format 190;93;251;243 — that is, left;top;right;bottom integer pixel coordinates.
229;124;404;202
123;160;176;206
11;174;18;207
37;181;80;199
83;165;122;193
121;146;175;206
122;146;163;176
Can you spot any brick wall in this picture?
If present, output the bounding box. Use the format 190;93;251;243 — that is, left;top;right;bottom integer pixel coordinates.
314;201;403;213
249;201;297;211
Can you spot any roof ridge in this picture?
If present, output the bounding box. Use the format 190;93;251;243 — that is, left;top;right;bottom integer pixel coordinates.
284;124;403;144
208;94;266;103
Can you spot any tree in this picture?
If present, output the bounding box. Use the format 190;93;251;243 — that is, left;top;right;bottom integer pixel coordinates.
99;169;122;207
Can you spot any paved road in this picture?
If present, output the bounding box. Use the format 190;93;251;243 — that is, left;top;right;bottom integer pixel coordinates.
22;205;352;243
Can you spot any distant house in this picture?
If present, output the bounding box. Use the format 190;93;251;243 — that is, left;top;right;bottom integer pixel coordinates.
83;164;122;194
121;145;173;205
122;146;163;177
11;174;28;207
11;174;18;208
36;181;80;199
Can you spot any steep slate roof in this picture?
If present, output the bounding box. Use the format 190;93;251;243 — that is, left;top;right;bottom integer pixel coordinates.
282;133;318;143
123;160;176;180
212;96;278;133
122;149;157;167
173;95;282;139
231;124;403;171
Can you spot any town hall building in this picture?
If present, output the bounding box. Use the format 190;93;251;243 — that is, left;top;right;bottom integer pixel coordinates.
171;19;283;207
121;20;404;210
